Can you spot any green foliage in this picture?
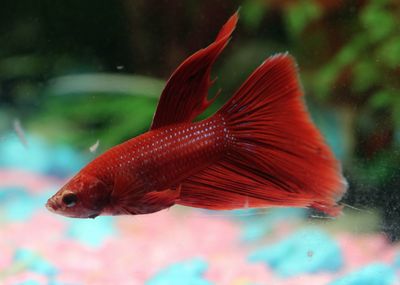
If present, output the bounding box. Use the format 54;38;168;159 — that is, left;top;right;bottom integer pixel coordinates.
360;1;396;42
32;94;157;150
352;60;380;93
377;37;400;68
313;34;369;98
241;0;267;30
285;0;321;38
354;149;400;188
29;74;164;150
368;90;396;110
0;55;45;79
45;74;164;98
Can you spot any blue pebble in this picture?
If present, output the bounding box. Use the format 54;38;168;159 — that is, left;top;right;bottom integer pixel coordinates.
146;258;212;285
249;228;342;276
329;263;395;285
5;197;36;221
393;252;400;269
0;187;55;221
18;281;41;285
0;135;49;173
0;134;86;178
48;144;87;177
228;208;261;220
31;258;58;277
0;187;34;221
66;216;117;247
14;249;58;277
241;220;272;242
240;207;308;242
0;187;27;203
14;248;37;262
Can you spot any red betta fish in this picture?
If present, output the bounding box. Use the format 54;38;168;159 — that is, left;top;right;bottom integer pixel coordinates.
46;12;347;219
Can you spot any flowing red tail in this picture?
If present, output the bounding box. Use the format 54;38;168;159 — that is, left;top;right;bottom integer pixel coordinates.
178;54;347;216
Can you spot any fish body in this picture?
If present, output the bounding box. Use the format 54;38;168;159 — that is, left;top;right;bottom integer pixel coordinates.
46;11;347;219
89;116;227;191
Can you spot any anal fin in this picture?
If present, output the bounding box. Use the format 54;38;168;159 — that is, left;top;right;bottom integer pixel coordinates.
176;158;326;212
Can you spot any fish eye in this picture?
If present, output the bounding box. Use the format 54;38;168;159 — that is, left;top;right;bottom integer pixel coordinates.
62;193;78;208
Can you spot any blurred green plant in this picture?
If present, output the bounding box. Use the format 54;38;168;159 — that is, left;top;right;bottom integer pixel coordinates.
30;74;164;150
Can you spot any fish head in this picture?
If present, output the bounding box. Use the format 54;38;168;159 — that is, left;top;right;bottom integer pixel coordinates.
46;173;110;218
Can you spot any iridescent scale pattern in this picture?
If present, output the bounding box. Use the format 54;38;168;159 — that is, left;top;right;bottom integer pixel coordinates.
87;115;231;191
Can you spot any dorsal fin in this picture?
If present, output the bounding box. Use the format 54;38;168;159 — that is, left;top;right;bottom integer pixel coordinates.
150;11;238;130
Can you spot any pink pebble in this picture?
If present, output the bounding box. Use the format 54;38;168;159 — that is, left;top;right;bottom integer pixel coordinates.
0;169;63;194
3;271;48;285
337;233;395;272
206;257;274;285
281;274;334;285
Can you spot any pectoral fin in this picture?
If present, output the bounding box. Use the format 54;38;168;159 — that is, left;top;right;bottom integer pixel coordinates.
110;174;182;215
135;186;181;214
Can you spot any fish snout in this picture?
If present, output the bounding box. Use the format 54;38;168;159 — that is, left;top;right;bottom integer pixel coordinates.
45;198;59;213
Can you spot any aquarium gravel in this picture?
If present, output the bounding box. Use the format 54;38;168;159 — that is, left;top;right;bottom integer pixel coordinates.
0;134;399;284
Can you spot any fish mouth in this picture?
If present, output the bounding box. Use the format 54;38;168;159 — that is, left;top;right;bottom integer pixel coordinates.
45;199;58;213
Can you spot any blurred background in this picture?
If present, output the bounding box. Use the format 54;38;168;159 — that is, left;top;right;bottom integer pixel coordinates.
1;0;400;284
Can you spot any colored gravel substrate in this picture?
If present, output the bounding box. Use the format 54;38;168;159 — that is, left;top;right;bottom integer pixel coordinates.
0;134;399;284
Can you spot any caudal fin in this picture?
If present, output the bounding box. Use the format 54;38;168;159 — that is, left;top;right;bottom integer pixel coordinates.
178;54;347;216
